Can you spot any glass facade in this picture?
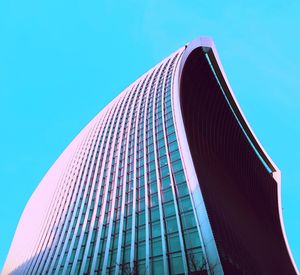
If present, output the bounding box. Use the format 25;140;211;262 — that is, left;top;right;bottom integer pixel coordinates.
5;37;296;275
6;48;207;275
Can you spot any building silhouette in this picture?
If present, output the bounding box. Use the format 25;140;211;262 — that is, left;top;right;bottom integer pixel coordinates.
3;37;298;275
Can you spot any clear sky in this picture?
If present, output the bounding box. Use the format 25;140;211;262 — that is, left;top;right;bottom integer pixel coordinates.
0;0;299;271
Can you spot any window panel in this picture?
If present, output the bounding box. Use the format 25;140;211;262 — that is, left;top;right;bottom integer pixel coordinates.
187;248;205;272
138;211;145;226
123;246;131;263
151;193;159;207
138;225;146;242
166;216;178;234
138;241;146;260
174;170;185;185
184;228;201;249
181;211;197;229
171;160;183;174
162;188;173;202
138;259;146;274
160;165;169;178
150;182;158;194
170;149;180;162
151;238;162;257
152;256;163;275
151;221;161;238
161;177;171;189
150;206;160;222
178;196;193;213
164;201;176;217
167;233;181;253
169;252;184;275
176;183;189;197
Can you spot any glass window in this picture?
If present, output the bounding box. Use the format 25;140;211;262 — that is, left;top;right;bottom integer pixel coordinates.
127;216;132;228
187;248;204;272
111;251;117;266
174;170;185;185
139;176;145;187
171;160;183;174
149;170;156;181
164;201;176;217
184;228;201;249
176;183;189;197
159;155;168;166
148;160;156;171
139;187;145;198
151;221;161;238
169;252;184;275
167;124;175;134
113;237;119;249
160;165;169;178
182;211;197;229
138;225;146;242
151;238;162;257
168;132;177;143
150;182;158;193
161;177;171;189
124;246;131;263
168;141;178;152
151;193;159;207
166;216;178;234
168;233;181;253
139;198;145;211
139;211;145;226
152;256;163;275
162;187;173;202
125;229;132;245
138;241;146;260
150;206;160;222
148;152;155;162
170;149;180;162
157;138;165;148
178;196;193;213
138;259;146;274
159;147;166;157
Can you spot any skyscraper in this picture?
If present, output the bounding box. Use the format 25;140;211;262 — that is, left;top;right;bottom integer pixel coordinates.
3;37;298;275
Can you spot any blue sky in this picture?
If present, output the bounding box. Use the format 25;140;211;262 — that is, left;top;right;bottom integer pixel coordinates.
0;0;299;271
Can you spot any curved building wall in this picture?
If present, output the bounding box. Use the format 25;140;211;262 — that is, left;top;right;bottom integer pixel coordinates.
180;46;296;274
3;37;297;275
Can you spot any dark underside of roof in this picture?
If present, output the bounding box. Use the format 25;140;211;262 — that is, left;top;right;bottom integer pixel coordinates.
180;47;296;275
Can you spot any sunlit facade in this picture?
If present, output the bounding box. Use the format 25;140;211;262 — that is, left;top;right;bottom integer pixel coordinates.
3;37;298;275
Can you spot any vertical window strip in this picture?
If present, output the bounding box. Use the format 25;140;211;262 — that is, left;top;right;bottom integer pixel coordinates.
143;64;166;275
68;96;128;274
138;67;162;275
150;57;172;275
101;79;144;274
27;113;104;275
129;73;151;273
21;139;81;274
80;99;129;274
89;84;138;274
161;54;189;274
46;98;120;274
52;109;113;274
143;64;165;275
40;129;99;274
